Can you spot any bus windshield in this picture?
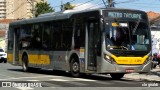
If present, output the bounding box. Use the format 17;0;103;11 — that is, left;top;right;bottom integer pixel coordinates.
105;20;150;51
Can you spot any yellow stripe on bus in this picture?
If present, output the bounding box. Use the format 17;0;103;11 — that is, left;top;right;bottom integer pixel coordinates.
28;54;50;65
7;53;50;65
7;54;13;63
111;54;148;64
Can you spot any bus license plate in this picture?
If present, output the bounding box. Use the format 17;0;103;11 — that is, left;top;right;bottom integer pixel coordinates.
125;69;134;73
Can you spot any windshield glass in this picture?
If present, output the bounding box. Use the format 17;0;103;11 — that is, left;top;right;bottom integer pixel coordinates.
105;20;150;51
0;49;4;52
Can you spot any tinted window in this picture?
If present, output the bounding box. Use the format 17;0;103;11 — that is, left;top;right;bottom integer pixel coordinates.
8;26;14;50
31;24;42;49
62;20;73;50
42;22;51;50
0;49;4;52
52;21;62;50
19;24;32;49
74;18;85;49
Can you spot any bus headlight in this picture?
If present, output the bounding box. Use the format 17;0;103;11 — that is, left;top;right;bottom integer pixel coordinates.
105;55;110;60
104;54;116;64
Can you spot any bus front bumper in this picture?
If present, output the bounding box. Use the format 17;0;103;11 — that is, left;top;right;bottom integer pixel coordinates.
97;58;152;74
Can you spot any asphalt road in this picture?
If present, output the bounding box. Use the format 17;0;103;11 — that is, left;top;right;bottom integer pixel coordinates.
0;63;160;90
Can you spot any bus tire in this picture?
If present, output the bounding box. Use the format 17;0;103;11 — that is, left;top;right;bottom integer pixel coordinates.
0;60;3;63
110;73;125;79
22;55;29;72
70;58;80;77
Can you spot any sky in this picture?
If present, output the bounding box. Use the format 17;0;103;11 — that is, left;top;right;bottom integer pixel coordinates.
47;0;160;13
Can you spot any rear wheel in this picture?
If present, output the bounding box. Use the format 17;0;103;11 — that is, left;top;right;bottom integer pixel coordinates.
70;58;80;77
22;55;29;72
110;73;125;79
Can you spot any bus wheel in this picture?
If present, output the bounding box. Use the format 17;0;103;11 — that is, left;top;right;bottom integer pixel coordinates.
110;73;125;79
22;55;29;72
70;58;80;77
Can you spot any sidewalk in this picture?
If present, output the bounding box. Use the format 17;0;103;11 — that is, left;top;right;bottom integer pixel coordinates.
150;68;160;76
124;67;160;81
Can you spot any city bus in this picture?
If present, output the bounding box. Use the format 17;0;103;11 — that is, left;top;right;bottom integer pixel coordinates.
7;8;152;79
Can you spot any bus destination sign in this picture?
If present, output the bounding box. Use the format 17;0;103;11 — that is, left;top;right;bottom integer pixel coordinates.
108;12;142;19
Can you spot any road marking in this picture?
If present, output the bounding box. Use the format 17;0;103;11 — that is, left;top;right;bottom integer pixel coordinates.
26;80;40;81
50;78;97;82
73;78;96;81
49;79;87;86
50;79;70;81
16;87;34;90
0;76;55;81
112;80;136;84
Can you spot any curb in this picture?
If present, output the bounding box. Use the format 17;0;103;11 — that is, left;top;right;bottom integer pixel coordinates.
123;69;160;82
150;68;160;76
150;71;160;77
124;75;160;82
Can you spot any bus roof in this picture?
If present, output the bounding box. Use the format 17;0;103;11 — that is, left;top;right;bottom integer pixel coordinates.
9;8;146;26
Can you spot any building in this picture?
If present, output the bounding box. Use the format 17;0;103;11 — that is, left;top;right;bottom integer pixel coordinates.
0;0;47;50
0;0;6;19
147;11;160;55
147;11;160;25
147;11;160;21
0;19;15;51
0;0;47;19
6;0;47;19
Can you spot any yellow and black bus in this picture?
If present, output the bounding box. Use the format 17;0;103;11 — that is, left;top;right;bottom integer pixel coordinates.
7;8;152;79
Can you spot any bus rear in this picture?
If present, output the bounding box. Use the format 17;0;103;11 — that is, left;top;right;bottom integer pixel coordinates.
98;9;152;78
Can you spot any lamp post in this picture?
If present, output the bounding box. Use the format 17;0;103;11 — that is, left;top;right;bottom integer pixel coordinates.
108;0;114;7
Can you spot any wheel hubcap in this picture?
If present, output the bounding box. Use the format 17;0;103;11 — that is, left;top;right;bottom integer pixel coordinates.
72;62;79;72
23;61;26;70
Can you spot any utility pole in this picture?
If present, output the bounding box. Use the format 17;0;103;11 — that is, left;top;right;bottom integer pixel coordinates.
108;0;114;7
61;0;64;11
102;0;107;7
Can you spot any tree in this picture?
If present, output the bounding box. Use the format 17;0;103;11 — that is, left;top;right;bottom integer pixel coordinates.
63;2;75;10
35;2;54;17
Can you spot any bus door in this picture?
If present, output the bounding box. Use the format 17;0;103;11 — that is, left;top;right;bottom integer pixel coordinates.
86;20;100;71
13;28;20;64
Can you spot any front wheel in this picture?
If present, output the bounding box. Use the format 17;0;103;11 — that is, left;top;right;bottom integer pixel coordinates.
70;58;80;77
110;73;125;79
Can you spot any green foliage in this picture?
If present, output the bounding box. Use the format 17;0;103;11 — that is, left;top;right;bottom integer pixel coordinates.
35;2;54;17
63;2;75;10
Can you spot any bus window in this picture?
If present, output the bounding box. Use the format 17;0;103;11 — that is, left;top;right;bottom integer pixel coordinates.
52;22;62;50
31;24;42;49
42;22;51;50
74;18;85;49
8;27;14;50
19;25;32;49
62;20;73;50
105;21;150;51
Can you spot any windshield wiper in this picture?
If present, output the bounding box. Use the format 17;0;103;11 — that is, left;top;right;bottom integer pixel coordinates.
120;46;128;50
107;46;128;50
133;19;141;34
